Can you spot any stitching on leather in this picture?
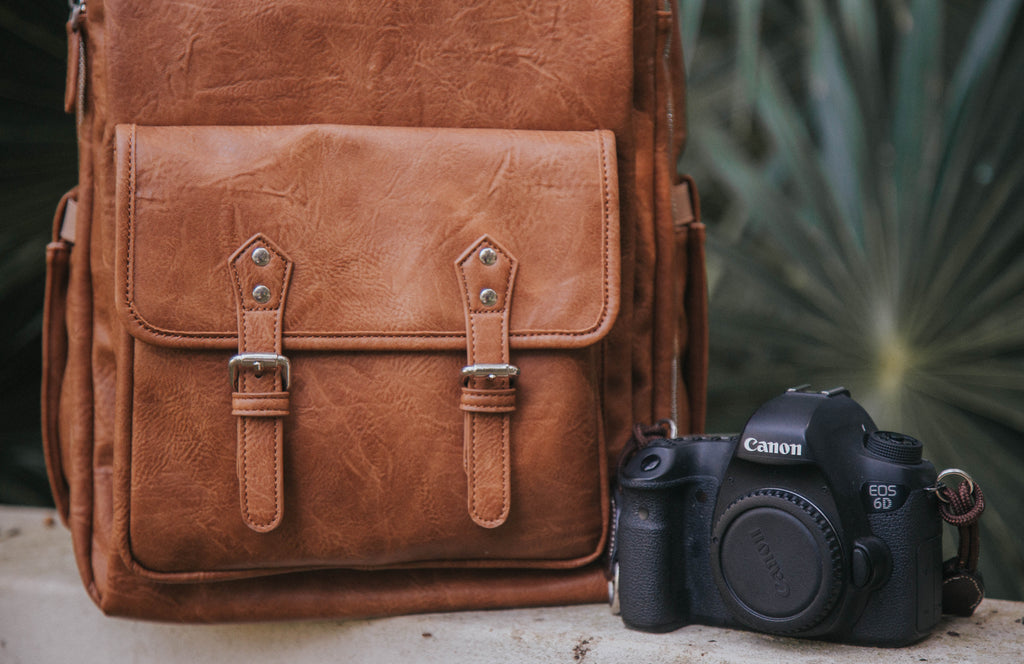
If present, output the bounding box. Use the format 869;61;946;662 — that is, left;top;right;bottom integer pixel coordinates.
233;391;290;400
241;413;251;523
469;411;480;519
461;394;516;405
116;326;470;343
240;408;282;528
497;245;513;523
240;312;255;526
470;417;509;528
121;303;606;342
460;255;483;523
261;242;286;312
502;245;514;306
275;247;289;316
461;246;488;524
597;131;612;336
125;125;136;310
470;307;480;369
230;255;244;315
270;263;284;527
457;254;481;365
500;413;509;519
242;312;251;357
272;416;281;525
234;399;289;408
273;272;283;353
241;420;282;529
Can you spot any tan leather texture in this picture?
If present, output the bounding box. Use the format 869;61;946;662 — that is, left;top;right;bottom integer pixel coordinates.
111;122;618;577
42;0;708;621
114;125;618;350
102;0;633;132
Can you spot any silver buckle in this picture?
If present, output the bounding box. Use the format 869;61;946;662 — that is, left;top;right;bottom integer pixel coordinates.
460;363;520;383
229;353;291;390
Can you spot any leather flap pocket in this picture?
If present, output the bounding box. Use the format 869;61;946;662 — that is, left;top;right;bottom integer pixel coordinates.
111;124;619;579
115;124;619;352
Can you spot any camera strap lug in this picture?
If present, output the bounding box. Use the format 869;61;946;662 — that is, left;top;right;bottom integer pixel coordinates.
616;419;678;471
929;469;986;617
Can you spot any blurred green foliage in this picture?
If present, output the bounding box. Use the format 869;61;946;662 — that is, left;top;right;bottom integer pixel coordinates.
0;0;76;505
681;0;1024;600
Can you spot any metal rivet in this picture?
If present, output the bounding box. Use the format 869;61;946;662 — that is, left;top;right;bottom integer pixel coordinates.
251;247;271;266
479;288;498;306
478;247;498;266
252;285;272;304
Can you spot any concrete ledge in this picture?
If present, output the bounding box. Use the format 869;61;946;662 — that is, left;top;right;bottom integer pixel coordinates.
2;506;1022;663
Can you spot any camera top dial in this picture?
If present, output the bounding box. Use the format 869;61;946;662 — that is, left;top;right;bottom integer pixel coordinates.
864;431;923;464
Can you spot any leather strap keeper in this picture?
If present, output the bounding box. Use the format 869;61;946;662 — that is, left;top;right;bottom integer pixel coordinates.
460;387;516;414
232;391;291;418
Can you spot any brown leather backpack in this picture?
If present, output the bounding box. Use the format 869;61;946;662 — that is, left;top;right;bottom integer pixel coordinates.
43;0;706;621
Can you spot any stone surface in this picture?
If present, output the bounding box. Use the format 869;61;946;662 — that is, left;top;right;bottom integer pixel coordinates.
2;506;1022;663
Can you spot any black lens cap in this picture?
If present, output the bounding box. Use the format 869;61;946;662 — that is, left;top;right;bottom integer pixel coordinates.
711;490;843;634
864;431;923;465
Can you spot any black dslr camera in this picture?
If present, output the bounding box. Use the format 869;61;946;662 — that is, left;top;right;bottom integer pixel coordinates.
612;387;942;647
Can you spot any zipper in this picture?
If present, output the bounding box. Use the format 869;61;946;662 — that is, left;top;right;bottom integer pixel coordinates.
68;1;86;27
658;0;681;427
661;0;676;159
67;1;87;127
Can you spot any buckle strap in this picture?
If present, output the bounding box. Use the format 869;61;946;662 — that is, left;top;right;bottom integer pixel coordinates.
230;354;291;391
228;234;293;533
455;235;518;528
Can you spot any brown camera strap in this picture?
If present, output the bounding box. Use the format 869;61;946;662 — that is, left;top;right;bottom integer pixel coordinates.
936;477;986;617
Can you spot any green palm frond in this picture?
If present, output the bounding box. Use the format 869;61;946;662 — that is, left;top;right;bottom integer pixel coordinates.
682;0;1024;599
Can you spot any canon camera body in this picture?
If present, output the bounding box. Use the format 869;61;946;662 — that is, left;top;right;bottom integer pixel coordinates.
614;387;942;647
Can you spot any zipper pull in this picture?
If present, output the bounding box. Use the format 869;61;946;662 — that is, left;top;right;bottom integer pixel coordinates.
64;1;87;117
68;0;86;27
